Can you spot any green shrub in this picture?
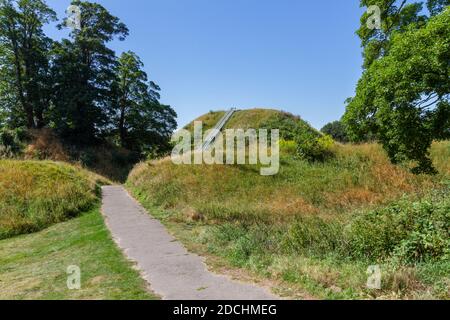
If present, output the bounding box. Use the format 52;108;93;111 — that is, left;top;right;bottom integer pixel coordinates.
79;150;97;167
295;132;335;162
260;112;317;141
0;128;25;158
345;192;450;263
279;139;297;155
321;120;349;143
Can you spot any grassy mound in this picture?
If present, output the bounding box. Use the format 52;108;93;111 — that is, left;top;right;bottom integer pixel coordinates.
185;108;319;139
0;160;108;239
127;139;450;299
0;208;156;300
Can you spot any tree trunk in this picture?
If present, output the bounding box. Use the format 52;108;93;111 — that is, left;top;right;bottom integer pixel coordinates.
119;104;126;148
36;108;45;128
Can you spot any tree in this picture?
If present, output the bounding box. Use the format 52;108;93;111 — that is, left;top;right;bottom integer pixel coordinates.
321;121;349;143
357;0;448;69
127;101;177;156
51;0;128;144
344;8;450;174
0;0;56;128
111;51;177;154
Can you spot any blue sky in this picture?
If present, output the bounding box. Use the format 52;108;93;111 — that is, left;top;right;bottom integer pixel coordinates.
45;0;365;130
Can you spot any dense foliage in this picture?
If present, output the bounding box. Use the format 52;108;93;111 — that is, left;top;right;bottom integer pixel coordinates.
344;1;449;174
110;52;177;154
321;121;349;143
0;127;26;157
0;0;177;156
258;111;336;162
346;190;450;263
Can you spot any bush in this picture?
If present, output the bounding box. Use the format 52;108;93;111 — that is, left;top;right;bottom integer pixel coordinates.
260;112;317;141
79;150;98;167
0;128;25;158
279;139;297;155
296;132;335;162
321;121;349;143
345;192;450;263
24;129;69;161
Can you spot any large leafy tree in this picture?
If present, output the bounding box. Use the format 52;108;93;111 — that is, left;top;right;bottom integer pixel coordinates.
51;0;128;144
111;51;177;154
357;0;448;69
344;7;450;173
0;0;56;128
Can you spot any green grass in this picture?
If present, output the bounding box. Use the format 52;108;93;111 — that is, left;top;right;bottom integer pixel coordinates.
127;139;450;299
0;160;108;239
225;109;292;130
184;110;226;132
0;208;157;300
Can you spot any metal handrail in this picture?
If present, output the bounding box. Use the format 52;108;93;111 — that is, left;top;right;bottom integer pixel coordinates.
201;108;237;151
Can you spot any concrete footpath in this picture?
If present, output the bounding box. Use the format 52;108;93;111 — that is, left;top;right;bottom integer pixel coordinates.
101;186;278;300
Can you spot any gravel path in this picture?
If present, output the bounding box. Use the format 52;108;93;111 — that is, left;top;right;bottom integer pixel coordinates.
101;186;278;300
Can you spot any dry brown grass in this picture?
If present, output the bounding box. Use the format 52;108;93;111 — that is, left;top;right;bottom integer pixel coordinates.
265;191;320;217
19;129;135;182
25;129;69;162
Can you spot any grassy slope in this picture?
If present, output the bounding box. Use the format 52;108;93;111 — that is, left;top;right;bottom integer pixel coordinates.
184;111;226;132
128;143;442;222
0;160;156;299
127;139;450;299
0;208;156;300
0;160;108;239
225;109;290;130
225;108;319;134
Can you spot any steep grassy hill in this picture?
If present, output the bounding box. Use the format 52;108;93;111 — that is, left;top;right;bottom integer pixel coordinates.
185;108;319;139
127;109;450;299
